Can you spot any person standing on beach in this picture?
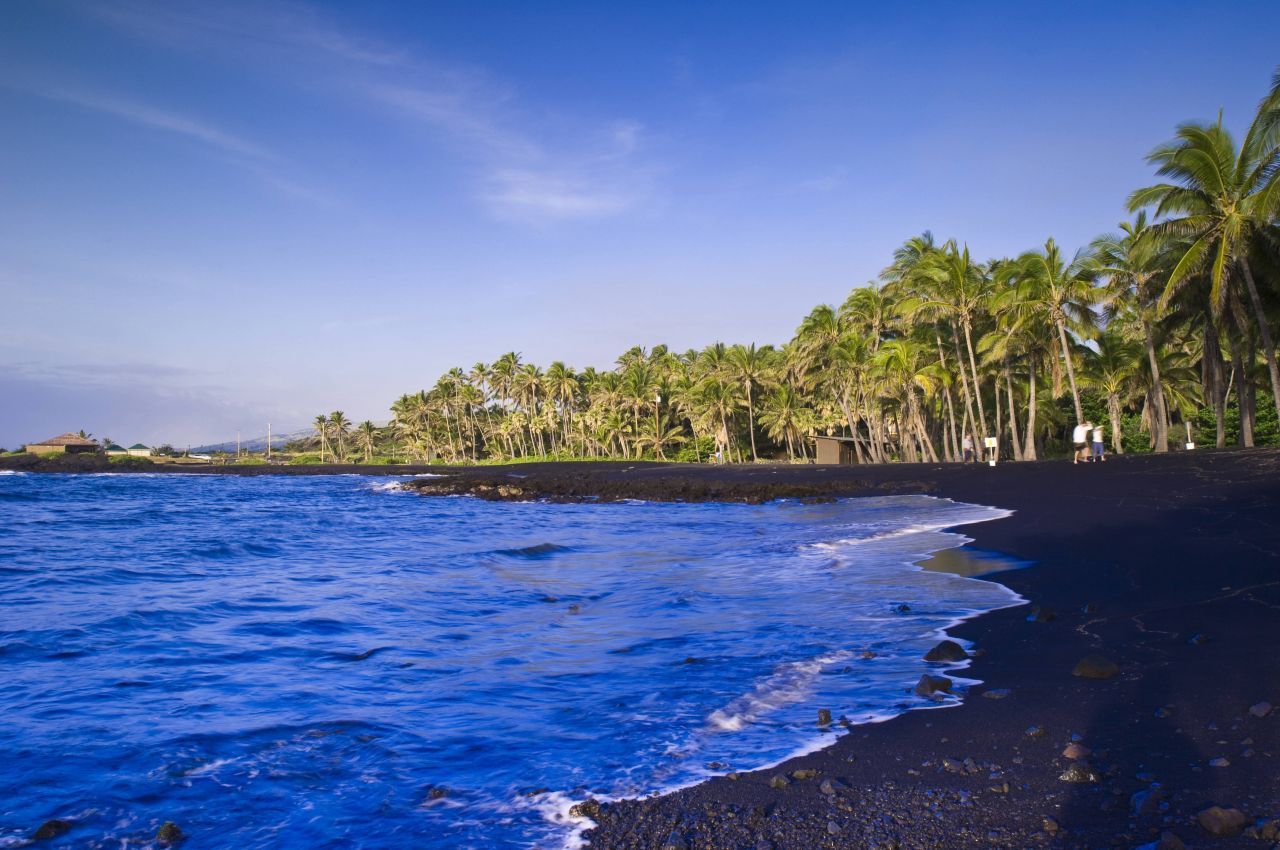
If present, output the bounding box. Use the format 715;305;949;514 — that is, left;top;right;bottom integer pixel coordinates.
1072;422;1090;464
962;433;974;463
1091;424;1106;462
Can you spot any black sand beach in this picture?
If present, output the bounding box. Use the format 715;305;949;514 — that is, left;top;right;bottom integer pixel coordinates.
5;449;1279;848
398;451;1280;849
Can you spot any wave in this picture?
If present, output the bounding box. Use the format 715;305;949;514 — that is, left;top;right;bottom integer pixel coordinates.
707;649;857;732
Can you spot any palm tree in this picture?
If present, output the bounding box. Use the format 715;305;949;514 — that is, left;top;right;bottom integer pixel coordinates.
328;411;351;462
1084;329;1142;454
1129;74;1280;423
356;420;378;462
1009;239;1100;425
725;343;772;461
312;415;329;463
1088;212;1173;451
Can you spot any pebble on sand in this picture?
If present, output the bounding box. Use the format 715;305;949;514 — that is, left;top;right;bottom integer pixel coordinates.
1207;757;1230;767
1061;742;1091;760
1196;805;1247;836
1248;701;1272;718
1071;654;1119;679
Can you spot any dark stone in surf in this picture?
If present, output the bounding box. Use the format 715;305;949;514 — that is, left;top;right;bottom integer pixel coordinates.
156;822;184;844
1071;654;1119;679
914;674;952;697
32;820;72;841
569;798;601;819
923;640;967;662
817;708;832;726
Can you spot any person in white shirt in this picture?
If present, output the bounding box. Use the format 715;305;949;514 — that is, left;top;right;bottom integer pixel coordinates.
1091;425;1106;462
962;433;974;463
1072;422;1090;464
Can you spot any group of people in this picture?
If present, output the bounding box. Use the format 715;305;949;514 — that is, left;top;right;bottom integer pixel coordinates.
1071;422;1107;464
957;426;1107;464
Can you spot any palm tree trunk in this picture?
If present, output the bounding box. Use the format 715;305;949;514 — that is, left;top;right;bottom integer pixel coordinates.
1141;319;1169;452
949;321;979;446
1229;333;1254;447
1005;365;1023;462
962;318;988;438
745;383;758;462
1108;393;1123;455
1238;258;1280;425
1023;353;1039;461
1203;321;1227;448
1055;319;1084;424
933;332;960;462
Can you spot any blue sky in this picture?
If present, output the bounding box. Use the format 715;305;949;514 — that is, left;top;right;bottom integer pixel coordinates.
1;0;1275;448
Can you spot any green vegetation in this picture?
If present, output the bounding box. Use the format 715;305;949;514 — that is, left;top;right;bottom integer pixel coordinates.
304;68;1280;465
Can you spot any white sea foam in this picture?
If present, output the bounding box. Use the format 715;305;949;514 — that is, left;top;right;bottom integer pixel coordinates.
707;649;857;732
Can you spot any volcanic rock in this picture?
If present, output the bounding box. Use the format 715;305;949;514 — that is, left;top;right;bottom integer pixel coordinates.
1071;654;1119;679
1196;806;1247;836
32;820;72;841
923;640;967;662
914;674;952;697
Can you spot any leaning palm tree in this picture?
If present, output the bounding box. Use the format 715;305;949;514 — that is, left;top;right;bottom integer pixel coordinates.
1128;70;1280;422
1083;329;1142;454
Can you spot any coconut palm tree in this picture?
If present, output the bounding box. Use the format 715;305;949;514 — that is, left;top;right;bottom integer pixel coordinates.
725;343;772;461
328;411;351;462
356;420;378;462
1008;239;1101;425
1128;76;1280;423
312;415;329;463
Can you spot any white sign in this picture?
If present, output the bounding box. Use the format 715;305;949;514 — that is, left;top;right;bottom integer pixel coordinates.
983;437;998;449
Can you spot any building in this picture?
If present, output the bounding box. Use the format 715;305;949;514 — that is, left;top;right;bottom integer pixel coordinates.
25;433;100;455
126;443;153;457
104;443;128;456
812;435;858;465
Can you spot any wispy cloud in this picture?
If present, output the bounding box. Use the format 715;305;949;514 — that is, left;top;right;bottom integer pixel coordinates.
25;85;273;160
77;0;659;224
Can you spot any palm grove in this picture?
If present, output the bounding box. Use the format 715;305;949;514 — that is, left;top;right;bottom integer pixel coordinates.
304;70;1280;466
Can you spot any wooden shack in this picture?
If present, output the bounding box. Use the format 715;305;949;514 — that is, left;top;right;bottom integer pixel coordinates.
813;435;858;465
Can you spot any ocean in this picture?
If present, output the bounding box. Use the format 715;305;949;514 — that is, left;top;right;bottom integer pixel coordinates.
0;472;1021;848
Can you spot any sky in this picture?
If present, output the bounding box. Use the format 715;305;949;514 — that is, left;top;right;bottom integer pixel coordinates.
1;0;1276;448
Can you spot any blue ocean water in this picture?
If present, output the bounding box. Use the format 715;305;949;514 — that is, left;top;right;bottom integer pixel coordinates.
0;472;1021;849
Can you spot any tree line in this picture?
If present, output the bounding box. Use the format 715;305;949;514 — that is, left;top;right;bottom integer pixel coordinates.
303;68;1280;465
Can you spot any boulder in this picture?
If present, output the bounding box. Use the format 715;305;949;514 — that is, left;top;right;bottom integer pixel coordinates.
914;674;953;697
1196;806;1247;837
923;640;967;662
1071;654;1119;679
32;820;72;841
156;822;184;845
568;799;601;820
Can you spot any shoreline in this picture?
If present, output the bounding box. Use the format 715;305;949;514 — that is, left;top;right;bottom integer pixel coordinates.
394;450;1280;848
6;449;1279;846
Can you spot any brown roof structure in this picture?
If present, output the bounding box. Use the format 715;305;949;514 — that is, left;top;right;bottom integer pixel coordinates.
34;433;99;447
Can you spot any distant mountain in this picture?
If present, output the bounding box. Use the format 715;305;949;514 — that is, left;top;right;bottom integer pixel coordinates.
192;427;314;454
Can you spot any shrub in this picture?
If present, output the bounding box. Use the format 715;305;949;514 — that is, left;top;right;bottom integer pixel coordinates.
289;454;322;465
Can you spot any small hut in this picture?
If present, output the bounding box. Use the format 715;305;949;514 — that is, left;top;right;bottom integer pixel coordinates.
104;443;128;456
25;433;100;455
812;435;858;465
127;443;153;457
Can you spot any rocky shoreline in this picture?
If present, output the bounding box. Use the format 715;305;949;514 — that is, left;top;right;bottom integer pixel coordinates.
402;451;1280;850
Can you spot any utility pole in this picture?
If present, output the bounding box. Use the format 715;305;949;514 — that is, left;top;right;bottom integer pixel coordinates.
236;431;241;457
267;422;272;461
